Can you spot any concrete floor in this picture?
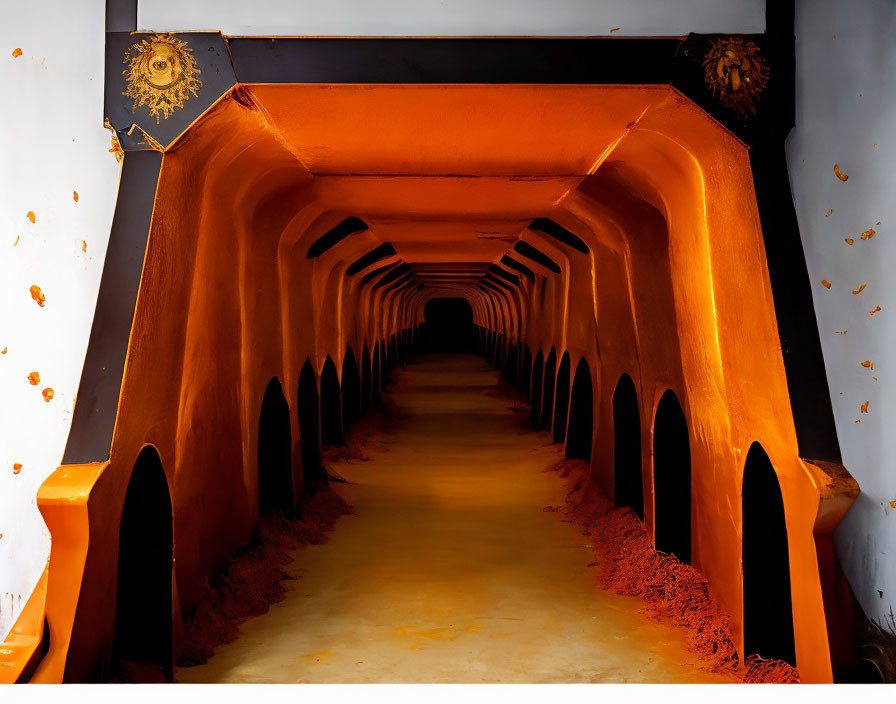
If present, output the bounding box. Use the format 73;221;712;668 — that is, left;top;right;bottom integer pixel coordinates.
178;354;734;683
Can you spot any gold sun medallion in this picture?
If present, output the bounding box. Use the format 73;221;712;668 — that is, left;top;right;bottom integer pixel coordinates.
702;37;769;119
123;33;202;123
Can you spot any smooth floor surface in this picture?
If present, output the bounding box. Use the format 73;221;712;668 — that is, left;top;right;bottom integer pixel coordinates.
179;354;734;683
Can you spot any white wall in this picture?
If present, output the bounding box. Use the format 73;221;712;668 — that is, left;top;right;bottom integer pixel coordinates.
137;0;765;37
786;0;896;625
0;0;121;639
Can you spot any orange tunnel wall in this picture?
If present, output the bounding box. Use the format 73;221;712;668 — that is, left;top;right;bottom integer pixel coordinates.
31;85;853;684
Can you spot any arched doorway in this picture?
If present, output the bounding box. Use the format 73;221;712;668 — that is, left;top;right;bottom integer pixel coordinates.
743;443;796;665
112;446;173;681
342;347;362;432
361;345;372;413
540;347;557;431
379;340;389;386
505;342;519;386
320;356;344;447
520;345;533;402
613;373;644;520
529;350;544;427
257;377;293;515
424;298;474;352
552;351;571;443
653;390;691;564
372;344;383;409
297;361;324;496
565;358;593;462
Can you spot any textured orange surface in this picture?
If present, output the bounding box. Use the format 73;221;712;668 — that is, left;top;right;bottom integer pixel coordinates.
28;83;856;683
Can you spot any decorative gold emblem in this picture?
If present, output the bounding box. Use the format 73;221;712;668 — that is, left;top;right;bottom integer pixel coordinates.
703;37;769;119
123;33;201;123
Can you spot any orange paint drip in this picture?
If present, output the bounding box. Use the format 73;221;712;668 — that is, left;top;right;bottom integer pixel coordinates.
1;347;7;354
27;371;40;386
29;284;45;306
42;387;54;402
870;306;882;315
861;360;874;370
860;401;869;414
73;190;79;202
852;283;867;295
821;279;832;289
834;164;848;181
825;208;833;216
26;211;35;223
12;47;22;58
13;235;19;246
890;500;896;509
13;464;22;475
609;28;621;33
861;228;876;240
844;238;854;245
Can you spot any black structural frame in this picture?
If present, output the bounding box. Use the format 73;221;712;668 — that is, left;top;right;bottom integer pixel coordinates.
74;1;839;474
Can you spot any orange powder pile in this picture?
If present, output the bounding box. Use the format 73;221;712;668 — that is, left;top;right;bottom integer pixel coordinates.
178;488;351;667
551;459;799;684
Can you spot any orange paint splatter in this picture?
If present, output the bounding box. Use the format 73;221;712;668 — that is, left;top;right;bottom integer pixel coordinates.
835;330;847;335
860;401;869;414
861;360;874;370
42;388;54;402
13;464;22;475
821;279;832;289
873;377;878;381
855;420;861;424
852;283;867;295
26;211;35;223
889;500;896;509
859;93;863;98
27;371;40;385
861;228;876;240
79;239;87;253
825;208;833;216
876;221;882;226
12;48;22;58
834;164;848;181
609;28;621;33
870;306;882;315
845;238;854;245
73;190;79;202
13;235;19;246
29;284;45;307
1;347;6;353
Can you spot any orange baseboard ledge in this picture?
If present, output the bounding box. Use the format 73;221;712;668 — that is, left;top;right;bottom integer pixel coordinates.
2;462;110;684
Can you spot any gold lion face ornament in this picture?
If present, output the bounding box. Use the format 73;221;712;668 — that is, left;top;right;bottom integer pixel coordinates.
123;34;201;123
702;38;769;119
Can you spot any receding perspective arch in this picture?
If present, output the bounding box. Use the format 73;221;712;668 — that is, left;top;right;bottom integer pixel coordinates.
520;345;533;402
297;361;324;496
743;443;796;666
540;348;557;431
16;48;865;685
652;390;691;565
257;378;293;516
529;350;544;428
552;351;571;444
361;345;372;413
565;359;593;462
613;374;644;520
342;348;362;432
320;357;344;447
112;446;173;681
